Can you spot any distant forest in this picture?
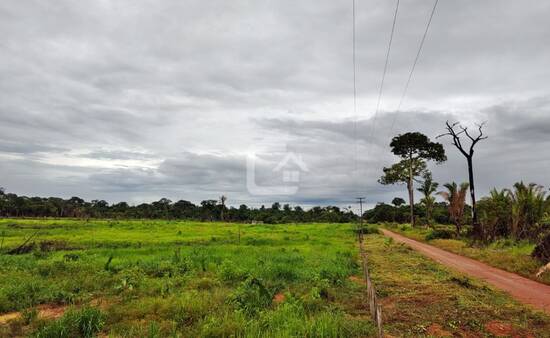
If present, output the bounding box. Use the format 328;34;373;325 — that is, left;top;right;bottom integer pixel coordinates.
0;188;363;223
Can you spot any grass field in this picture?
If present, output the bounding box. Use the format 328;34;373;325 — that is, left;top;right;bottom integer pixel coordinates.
384;223;550;285
0;219;549;337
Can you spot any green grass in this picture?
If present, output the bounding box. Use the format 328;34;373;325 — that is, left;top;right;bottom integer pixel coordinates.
0;219;375;337
384;223;550;285
1;219;549;337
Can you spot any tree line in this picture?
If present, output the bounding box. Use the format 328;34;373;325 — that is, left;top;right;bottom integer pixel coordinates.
0;188;356;224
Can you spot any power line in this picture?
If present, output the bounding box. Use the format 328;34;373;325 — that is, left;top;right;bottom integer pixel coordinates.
391;0;440;132
374;0;401;117
364;0;401;160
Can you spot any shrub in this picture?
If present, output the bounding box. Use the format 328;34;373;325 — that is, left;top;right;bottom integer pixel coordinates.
425;228;455;241
229;277;272;315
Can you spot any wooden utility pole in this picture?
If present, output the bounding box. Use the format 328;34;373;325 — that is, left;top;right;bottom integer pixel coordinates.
356;197;366;239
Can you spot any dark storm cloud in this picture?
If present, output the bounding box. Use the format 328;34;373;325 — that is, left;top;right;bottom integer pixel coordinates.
0;0;549;206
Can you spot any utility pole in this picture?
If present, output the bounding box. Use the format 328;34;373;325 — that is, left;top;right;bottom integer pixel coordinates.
356;197;366;240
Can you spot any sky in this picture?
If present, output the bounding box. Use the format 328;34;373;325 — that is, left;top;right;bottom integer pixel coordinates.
1;0;549;210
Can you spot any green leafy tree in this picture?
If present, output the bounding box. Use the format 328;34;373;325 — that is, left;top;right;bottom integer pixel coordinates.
380;132;446;226
391;197;406;207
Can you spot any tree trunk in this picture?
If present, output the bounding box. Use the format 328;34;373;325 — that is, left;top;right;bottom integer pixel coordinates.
467;157;481;239
408;160;415;227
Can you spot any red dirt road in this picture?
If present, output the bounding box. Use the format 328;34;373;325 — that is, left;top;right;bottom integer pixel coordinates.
381;229;550;314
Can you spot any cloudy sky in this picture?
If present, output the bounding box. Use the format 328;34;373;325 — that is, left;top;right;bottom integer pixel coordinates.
1;0;549;209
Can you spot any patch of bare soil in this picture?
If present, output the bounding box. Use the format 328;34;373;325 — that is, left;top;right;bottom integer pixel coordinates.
484;321;514;337
273;293;286;304
0;312;20;325
0;304;68;326
426;323;452;337
2;298;113;327
37;304;66;320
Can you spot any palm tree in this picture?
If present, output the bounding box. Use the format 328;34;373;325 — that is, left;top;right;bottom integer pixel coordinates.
478;188;511;241
417;172;438;226
438;182;469;237
506;182;547;240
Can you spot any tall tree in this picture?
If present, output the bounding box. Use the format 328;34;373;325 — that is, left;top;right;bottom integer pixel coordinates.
380;132;446;226
438;121;487;239
438;182;469;237
417;172;439;226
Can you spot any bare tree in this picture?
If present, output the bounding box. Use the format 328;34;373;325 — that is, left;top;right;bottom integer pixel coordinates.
438;121;487;239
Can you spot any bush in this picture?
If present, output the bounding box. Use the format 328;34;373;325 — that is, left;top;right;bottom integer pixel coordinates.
425;229;455;241
229;277;272;315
